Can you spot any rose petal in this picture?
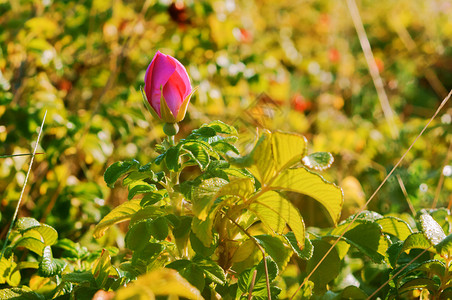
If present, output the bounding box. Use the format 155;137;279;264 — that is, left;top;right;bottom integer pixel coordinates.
168;55;192;98
163;77;185;116
144;51;176;116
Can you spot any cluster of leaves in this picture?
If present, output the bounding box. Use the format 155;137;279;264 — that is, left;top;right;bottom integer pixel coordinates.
2;120;452;299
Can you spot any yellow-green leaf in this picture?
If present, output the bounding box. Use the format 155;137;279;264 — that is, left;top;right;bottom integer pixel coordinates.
115;268;203;300
271;167;343;224
248;131;307;184
13;237;45;256
376;217;412;240
93;199;141;239
249;191;305;249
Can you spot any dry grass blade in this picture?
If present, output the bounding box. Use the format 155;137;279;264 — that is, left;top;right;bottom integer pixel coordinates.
346;0;398;138
290;90;451;299
0;110;47;260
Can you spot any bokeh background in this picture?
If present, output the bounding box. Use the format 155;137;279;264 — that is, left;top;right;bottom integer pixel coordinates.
1;0;451;244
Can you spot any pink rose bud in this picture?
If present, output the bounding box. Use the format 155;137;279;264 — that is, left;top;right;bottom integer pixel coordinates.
142;51;195;123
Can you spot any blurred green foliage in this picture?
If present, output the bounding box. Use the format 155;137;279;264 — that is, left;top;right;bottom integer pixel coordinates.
0;0;451;293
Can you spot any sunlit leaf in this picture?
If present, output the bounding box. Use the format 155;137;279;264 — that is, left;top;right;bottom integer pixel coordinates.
115;268;203;300
92;249;116;288
435;233;452;258
0;287;44;300
420;213;446;245
249;191;305;249
13;237;45;256
192;177;228;221
93;199;141;239
271;167;343;224
284;232;313;260
376;217;412;240
104;160;139;188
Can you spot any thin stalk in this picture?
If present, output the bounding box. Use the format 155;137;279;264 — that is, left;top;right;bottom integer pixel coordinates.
0;153;44;158
248;269;258;300
0;110;47;260
290;90;451;300
396;174;416;216
346;0;398;138
227;216;271;300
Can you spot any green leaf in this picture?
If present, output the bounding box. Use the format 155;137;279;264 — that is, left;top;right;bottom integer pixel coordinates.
190;232;216;257
167;261;205;292
249;191;305;249
13;237;45;256
306;239;341;294
247;131;307;184
16;217;41;232
165;147;179;171
302;152;334;171
128;183;156;200
125;221;150;251
237;257;278;297
271;167;343;224
340;286;368;299
420;213;446;245
217;177;255;199
0;258;21;286
140;191;165;206
398;278;439;295
392;259;446;281
115;268;203;299
254;235;292;270
93;199;141;239
332;222;385;263
376;217;413;240
123;170;156;186
194;258;226;285
16;261;39;270
182;142;210;170
401;232;433;253
147;216;169;240
104;160;139;188
284;232;313;260
435;233;452;258
192;177;228;221
92;249;115;288
206;120;238;135
38;246;66;277
211;140;239;154
62;271;96;285
0;287;44;300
